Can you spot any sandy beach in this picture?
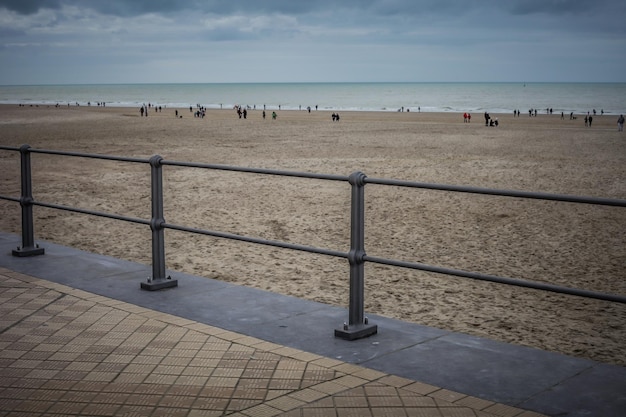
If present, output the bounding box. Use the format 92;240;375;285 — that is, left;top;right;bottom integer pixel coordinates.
1;104;625;366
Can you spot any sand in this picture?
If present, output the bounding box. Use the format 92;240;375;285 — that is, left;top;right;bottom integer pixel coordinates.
1;104;625;366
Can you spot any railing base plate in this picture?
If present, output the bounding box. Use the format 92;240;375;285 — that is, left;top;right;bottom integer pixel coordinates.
141;277;178;291
334;323;378;341
12;246;45;257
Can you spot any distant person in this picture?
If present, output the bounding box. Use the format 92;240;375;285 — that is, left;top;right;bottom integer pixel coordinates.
618;115;624;131
262;110;266;119
484;112;490;126
272;111;277;120
588;115;593;126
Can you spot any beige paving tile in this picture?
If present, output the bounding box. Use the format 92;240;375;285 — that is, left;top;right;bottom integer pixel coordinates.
0;268;548;417
483;402;530;417
454;395;496;410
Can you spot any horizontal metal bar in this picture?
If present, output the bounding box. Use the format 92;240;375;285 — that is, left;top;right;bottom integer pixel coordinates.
29;148;150;164
161;159;349;182
33;201;150;226
364;255;626;304
0;146;20;152
365;177;626;207
164;222;348;259
0;194;21;203
4;145;625;305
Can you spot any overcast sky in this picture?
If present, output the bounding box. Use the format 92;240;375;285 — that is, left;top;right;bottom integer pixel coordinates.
0;0;624;84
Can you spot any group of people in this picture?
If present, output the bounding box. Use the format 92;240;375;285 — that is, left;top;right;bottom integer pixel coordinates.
139;103;164;117
194;106;207;118
137;104;624;130
483;112;499;126
261;110;277;120
233;105;281;120
234;105;248;119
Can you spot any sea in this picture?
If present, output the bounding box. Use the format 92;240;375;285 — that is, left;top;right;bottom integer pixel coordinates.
1;82;624;115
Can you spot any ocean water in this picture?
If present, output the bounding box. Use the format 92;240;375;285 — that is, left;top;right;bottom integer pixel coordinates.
0;82;624;115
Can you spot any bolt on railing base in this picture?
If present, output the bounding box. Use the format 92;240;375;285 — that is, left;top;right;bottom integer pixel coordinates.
140;276;178;291
334;322;378;341
12;245;45;257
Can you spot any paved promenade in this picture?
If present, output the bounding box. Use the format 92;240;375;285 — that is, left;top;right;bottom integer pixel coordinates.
1;232;625;416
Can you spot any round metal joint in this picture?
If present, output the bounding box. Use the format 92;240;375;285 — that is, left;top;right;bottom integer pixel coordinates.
149;154;163;167
348;171;367;187
150;218;165;231
347;248;366;265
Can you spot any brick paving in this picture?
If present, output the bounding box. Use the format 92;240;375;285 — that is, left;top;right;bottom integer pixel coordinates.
0;267;545;417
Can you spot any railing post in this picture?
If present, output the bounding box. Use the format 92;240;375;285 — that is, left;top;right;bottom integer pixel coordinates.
141;155;178;290
12;144;44;257
335;171;377;340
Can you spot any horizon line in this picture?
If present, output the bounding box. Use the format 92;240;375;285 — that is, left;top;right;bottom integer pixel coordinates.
2;81;625;87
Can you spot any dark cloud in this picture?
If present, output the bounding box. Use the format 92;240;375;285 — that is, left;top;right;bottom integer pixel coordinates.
507;0;616;15
0;0;623;84
0;0;335;16
1;0;620;20
0;0;61;14
0;0;492;17
0;0;195;15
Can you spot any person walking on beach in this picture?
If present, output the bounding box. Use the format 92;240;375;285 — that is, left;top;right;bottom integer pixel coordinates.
618;115;624;132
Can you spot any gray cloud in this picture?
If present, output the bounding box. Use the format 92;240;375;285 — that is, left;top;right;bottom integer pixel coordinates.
508;0;600;15
0;0;623;84
1;0;622;23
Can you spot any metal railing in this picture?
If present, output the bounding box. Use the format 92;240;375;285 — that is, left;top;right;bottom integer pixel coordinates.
1;144;626;340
